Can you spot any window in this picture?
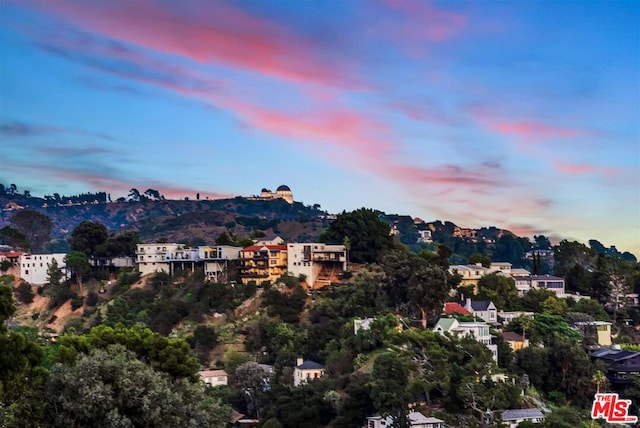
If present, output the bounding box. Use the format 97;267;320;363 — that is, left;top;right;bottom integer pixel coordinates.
25;270;29;275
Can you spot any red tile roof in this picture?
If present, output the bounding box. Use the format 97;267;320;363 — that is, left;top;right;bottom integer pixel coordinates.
241;245;287;252
443;302;472;316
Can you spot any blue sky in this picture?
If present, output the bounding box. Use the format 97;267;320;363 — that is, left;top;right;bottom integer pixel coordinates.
0;0;638;255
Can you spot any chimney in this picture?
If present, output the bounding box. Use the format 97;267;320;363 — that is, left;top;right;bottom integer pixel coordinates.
466;297;472;309
296;357;303;366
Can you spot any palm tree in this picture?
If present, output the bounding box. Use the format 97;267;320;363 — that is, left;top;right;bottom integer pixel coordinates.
592;369;607;394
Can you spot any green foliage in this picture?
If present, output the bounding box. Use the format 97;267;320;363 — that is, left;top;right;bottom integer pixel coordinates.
264;381;335;428
46;258;64;287
69;220;109;257
477;273;519;310
52;324;200;380
188;325;218;365
0;226;30;250
468;252;492;267
369;351;413;425
64;250;91;289
44;345;230;427
224;351;253;378
408;264;449;327
48;285;78;309
320;208;395;264
262;284;307;323
14;281;34;304
10;210;52;252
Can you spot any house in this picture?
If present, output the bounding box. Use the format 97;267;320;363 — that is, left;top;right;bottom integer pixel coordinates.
293;358;324;386
489;262;512;274
416;229;432;243
463;298;498;324
198;245;242;282
433;318;498;362
365;411;445;428
574;321;612;346
199;369;228;387
136;243;184;276
498;310;534;325
512;274;566;296
502;331;529;351
443;302;472;317
354;317;376;334
136;243;242;279
500;408;545;427
590;348;640;385
287;243;347;288
19;253;69;285
254;236;285;246
238;244;287;284
449;264;491;292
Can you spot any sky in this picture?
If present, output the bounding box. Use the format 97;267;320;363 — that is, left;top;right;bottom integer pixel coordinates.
0;0;638;256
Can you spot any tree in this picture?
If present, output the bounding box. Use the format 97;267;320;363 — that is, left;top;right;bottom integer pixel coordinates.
235;361;266;419
10;210;52;252
52;324;200;380
320;208;395;264
477;273;518;310
534;235;551;250
0;226;30;250
0;286;48;426
64;251;90;293
128;188;141;202
44;345;230;428
369;351;413;427
46;258;64;287
468;253;491;267
69;221;108;258
407;265;448;328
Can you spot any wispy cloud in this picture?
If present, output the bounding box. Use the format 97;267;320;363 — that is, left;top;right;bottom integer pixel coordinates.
0;120;114;140
26;0;362;89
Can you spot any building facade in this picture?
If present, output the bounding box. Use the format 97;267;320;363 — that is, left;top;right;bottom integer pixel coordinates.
238;245;288;284
20;253;69;285
287;243;347;288
433;318;498;362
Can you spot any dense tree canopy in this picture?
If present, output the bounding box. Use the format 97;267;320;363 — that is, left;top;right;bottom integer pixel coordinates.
10;210;52;252
70;220;109;257
320;208;395;264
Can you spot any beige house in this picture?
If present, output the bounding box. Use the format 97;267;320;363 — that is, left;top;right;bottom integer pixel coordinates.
199;369;228;387
575;321;612;346
238;244;288;284
293;358;324;386
502;331;529;351
287;243;347;289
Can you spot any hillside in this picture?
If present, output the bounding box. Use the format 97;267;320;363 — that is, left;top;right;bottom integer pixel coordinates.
0;194;330;245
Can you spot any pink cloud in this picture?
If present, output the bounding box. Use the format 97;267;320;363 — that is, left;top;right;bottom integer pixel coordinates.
30;0;361;88
553;161;596;175
383;0;467;41
490;121;582;140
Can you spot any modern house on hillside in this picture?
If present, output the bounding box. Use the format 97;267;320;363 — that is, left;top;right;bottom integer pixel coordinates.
20;253;69;285
590;348;640;385
136;243;241;278
238;245;287;284
287;243;347;289
365;411;445;428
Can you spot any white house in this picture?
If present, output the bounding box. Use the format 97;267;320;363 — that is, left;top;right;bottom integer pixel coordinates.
20;253;69;285
463;298;498;324
199;369;228;387
365;411;445;428
417;229;432;243
198;245;241;282
500;408;545;427
433;318;498;362
293;358;324;386
136;243;184;276
354;317;375;334
287;243;347;288
513;274;565;296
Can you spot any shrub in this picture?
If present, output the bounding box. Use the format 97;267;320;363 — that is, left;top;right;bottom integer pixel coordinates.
86;292;99;307
71;296;84;311
15;281;35;304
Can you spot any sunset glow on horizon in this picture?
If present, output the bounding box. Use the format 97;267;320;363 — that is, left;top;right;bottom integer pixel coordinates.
0;0;638;255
